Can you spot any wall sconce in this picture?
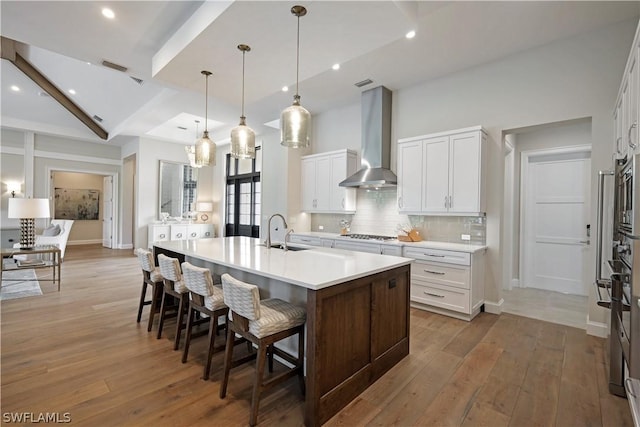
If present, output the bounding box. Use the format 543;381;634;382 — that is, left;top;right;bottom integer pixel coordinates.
196;201;213;222
6;182;21;197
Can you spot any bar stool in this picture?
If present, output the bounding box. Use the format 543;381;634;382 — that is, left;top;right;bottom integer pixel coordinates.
180;262;228;380
134;248;163;332
156;254;189;350
219;273;306;427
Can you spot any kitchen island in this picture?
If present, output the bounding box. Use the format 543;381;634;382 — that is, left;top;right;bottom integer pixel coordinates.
153;236;412;426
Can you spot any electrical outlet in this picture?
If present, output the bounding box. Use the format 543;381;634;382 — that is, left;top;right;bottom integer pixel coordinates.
318;225;324;230
461;234;471;241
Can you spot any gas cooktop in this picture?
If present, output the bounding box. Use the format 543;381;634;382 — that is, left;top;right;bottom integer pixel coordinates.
342;234;396;241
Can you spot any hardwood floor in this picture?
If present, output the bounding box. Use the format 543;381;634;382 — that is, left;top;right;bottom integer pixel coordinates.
1;245;633;426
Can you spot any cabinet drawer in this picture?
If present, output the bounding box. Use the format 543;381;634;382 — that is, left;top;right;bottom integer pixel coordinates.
412;260;469;290
403;247;470;266
152;226;170;242
171;225;188;240
289;235;322;246
411;281;470;314
381;245;402;256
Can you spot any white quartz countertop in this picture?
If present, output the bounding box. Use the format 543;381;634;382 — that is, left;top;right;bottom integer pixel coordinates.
290;231;487;253
154;237;412;291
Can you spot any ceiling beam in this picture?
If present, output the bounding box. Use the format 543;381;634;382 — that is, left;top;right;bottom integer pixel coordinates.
1;36;108;140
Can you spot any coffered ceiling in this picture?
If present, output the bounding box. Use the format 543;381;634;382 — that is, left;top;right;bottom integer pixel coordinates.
1;1;638;146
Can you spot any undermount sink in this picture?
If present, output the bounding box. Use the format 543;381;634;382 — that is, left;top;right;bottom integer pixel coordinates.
285;246;310;251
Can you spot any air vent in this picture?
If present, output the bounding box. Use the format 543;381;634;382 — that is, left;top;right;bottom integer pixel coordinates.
93;115;103;123
101;60;128;73
130;76;144;85
177;126;187;130
354;79;373;88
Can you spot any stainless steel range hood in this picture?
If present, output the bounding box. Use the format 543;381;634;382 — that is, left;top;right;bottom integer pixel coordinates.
339;86;397;188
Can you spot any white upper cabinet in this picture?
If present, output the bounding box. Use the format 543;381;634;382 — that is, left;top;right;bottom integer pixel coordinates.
614;20;640;158
398;126;486;216
397;140;423;212
301;149;358;213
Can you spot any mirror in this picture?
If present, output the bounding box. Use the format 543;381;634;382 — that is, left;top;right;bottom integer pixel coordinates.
158;161;198;220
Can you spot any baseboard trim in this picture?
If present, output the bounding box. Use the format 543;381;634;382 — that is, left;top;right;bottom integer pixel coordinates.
483;299;503;315
511;278;520;288
67;239;102;246
586;316;608;338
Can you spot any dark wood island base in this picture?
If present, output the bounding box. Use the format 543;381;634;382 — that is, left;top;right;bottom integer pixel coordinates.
305;264;410;426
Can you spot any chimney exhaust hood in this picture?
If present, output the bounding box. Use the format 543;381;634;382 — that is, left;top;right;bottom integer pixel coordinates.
339;86;397;188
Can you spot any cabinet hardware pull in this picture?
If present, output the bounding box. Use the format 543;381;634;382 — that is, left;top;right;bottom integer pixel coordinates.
629;122;638;149
424;269;445;275
424;292;445;298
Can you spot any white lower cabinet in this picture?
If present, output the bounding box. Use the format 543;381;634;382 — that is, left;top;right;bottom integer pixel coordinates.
403;246;485;321
148;223;215;248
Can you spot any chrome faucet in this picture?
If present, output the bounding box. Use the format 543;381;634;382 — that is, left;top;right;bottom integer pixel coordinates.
265;213;288;249
283;229;294;251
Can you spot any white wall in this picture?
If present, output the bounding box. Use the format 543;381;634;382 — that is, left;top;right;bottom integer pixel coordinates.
308;19;638;325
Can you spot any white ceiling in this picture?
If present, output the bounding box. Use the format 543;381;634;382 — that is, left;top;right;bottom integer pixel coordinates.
1;1;639;147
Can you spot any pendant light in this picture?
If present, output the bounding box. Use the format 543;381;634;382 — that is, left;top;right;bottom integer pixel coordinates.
230;44;256;159
280;5;310;148
185;120;201;168
195;70;216;166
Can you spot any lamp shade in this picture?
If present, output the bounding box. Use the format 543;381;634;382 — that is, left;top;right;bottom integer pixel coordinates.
196;202;213;212
8;198;50;218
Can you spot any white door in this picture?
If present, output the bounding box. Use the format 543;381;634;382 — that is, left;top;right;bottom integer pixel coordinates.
423;136;449;213
301;158;316;211
314;156;331;211
397;140;423;212
449;132;481;213
102;176;113;248
523;154;591;295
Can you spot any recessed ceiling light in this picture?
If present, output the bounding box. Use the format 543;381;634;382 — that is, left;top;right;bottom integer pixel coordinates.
102;8;115;19
282;86;289;92
406;30;416;39
68;89;76;95
10;85;20;92
332;63;340;71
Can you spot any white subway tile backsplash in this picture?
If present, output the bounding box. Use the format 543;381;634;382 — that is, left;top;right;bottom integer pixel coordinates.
310;188;486;244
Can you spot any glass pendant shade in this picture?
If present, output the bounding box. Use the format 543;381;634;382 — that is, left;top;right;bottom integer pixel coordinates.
281;95;310;148
230;117;256;159
230;44;256;159
280;5;311;148
195;70;215;167
195;130;215;166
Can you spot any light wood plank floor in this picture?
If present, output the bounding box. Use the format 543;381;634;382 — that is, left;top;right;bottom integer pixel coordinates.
1;245;633;426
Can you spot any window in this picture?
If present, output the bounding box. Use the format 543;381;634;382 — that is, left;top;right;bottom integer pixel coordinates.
225;147;261;237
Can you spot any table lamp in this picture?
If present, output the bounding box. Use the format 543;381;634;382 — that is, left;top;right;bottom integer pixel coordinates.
196;201;213;222
8;198;50;248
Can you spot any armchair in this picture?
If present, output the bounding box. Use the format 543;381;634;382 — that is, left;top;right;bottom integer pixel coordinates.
36;220;74;259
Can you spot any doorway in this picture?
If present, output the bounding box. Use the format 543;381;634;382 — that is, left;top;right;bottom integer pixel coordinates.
47;168;118;248
501;118;592;329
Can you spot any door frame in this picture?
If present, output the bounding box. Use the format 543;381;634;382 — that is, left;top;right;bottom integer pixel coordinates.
519;144;591;290
46;167;118;248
